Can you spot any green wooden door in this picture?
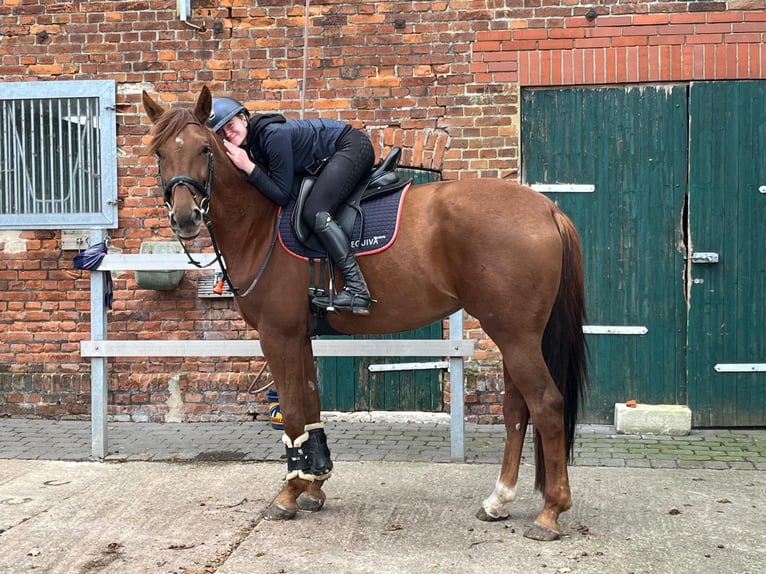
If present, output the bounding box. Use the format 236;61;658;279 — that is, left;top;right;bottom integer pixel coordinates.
687;81;766;426
522;86;689;423
317;168;444;411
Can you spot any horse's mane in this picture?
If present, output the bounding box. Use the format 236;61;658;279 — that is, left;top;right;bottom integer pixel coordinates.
148;108;206;155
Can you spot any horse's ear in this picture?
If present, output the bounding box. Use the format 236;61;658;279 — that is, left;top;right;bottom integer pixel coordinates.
142;91;165;124
195;86;213;126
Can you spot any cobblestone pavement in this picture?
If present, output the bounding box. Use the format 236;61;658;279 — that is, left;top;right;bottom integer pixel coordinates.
1;417;764;470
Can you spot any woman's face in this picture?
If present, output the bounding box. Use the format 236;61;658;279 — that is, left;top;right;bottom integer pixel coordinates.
218;114;248;146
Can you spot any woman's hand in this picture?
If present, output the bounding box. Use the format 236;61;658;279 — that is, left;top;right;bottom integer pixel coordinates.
223;140;256;175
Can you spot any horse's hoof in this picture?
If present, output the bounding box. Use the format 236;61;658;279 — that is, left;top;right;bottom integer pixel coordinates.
262;502;297;521
524;521;561;541
297;492;325;512
475;507;509;522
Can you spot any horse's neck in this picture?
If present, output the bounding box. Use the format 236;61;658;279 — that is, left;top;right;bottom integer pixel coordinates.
209;152;278;255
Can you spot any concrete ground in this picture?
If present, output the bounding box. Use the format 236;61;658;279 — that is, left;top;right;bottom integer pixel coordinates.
0;418;764;573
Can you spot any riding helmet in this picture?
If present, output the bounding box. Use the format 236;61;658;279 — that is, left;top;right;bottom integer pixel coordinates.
207;97;249;132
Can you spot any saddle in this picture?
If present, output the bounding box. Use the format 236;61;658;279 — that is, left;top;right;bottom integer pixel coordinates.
279;147;412;259
276;148;412;335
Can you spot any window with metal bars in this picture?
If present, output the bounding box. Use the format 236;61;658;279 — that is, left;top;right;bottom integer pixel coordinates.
0;80;117;229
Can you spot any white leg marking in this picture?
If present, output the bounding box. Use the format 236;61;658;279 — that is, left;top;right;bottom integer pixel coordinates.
481;478;517;519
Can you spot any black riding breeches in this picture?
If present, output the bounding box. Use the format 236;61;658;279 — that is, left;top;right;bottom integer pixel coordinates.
302;126;375;229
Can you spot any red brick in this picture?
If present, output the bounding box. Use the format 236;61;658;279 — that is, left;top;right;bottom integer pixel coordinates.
695;22;734;34
669;13;707;24
633;14;670;25
687;34;724;44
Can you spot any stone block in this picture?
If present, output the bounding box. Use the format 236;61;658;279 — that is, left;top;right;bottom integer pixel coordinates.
614;403;692;436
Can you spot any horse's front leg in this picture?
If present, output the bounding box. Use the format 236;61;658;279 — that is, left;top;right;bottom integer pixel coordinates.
261;334;331;520
260;333;310;520
477;370;529;522
296;335;332;512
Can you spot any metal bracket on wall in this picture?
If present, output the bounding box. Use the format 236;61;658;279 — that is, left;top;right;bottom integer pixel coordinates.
582;325;648;335
690;252;719;264
197;275;234;299
61;229;91;250
530;183;595;193
714;363;766;372
368;361;450;373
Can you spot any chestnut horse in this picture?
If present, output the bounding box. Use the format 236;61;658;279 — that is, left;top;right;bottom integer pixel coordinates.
142;87;588;541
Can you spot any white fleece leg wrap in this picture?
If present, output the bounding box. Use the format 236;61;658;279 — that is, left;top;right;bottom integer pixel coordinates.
304;422;324;432
282;431;309;448
481;478;517;519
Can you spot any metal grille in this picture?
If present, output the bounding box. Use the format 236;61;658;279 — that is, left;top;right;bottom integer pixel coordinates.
196;275;234;298
0;80;117;229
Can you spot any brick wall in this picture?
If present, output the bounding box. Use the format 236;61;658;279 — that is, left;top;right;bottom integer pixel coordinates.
1;0;764;423
473;10;766;86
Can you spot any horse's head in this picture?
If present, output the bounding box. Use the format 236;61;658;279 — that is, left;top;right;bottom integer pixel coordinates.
142;87;216;239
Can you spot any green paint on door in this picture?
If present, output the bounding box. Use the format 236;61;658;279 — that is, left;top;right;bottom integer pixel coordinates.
688;80;766;426
522;82;766;426
522;85;688;423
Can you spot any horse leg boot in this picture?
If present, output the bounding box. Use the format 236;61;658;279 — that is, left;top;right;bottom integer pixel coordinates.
297;422;333;512
304;422;333;478
311;212;372;315
264;431;313;521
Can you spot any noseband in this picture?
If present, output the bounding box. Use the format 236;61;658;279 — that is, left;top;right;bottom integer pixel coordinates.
160;149;214;214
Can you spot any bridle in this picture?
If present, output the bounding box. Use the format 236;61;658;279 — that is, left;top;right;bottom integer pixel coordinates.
161;148;214;216
156;127;279;298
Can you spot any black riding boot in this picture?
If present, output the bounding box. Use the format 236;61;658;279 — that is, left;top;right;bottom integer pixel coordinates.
311;212;372;315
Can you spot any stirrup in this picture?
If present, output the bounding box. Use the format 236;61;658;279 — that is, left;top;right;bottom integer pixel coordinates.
313;288;371;315
345;294;372;316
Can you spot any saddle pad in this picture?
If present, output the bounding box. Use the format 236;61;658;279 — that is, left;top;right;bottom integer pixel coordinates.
278;183;411;260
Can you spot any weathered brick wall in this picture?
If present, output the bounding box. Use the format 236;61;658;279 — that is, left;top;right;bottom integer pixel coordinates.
1;0;764;423
472;9;766;87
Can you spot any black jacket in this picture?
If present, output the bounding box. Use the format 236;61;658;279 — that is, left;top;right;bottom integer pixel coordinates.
243;114;347;206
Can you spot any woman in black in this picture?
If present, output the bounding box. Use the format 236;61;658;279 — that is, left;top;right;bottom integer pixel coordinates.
208;96;375;315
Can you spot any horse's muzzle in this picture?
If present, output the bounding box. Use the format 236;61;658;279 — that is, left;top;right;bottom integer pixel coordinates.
168;208;203;239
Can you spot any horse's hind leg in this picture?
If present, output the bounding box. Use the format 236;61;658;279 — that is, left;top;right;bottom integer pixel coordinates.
477;366;529;522
500;341;572;541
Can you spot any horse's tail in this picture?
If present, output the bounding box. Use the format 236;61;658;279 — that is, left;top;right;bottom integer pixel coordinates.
534;208;589;491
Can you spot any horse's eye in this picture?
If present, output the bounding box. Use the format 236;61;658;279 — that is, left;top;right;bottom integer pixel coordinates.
201;145;211;156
